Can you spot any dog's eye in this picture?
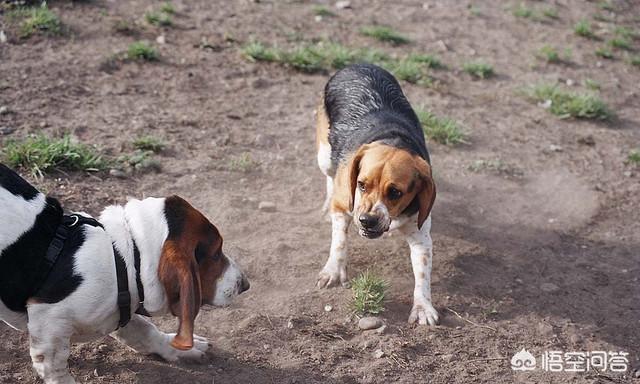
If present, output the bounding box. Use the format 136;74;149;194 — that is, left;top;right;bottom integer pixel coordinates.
357;181;366;192
388;187;403;200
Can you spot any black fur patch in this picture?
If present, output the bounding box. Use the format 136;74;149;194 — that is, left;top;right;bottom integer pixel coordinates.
164;195;188;239
0;163;39;201
324;64;431;166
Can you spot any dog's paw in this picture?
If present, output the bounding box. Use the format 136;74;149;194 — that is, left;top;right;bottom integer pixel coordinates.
408;301;439;326
192;334;210;353
162;334;209;362
316;265;349;289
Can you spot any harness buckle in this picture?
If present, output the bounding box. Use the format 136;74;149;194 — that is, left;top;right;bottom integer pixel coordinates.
67;215;80;227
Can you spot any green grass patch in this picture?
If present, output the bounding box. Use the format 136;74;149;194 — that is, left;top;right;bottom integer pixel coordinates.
583;78;600;90
462;61;494;79
537;45;560;63
608;37;632;50
595;46;614;59
229;153;259;172
351;270;387;316
7;3;61;38
145;11;172;26
406;53;444;69
416;109;467;145
598;1;615;11
614;26;637;40
312;5;335;17
133;136;165;153
3;135;106;177
360;25;410;45
574;20;595;38
542;7;559;19
512;3;534;18
630;55;640;67
127;41;158;61
160;2;175;14
525;84;613;120
627;149;640;166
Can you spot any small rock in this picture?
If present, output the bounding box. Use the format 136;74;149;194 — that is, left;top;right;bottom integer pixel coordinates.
358;316;383;330
633;369;640;379
0;126;16;135
515;278;523;284
373;349;385;359
109;169;127;178
540;282;559;293
435;40;448;52
538;99;552;109
287;319;294;329
0;106;9;115
324;304;333;312
335;1;351;9
566;79;574;86
548;144;563;152
39;121;47;128
263;344;270;350
315;15;323;22
98;344;108;352
156;35;166;44
623;171;632;178
0;30;6;44
577;135;595;146
441;353;455;363
569;333;581;344
258;201;276;212
596;61;603;68
537;322;554;337
375;324;387;334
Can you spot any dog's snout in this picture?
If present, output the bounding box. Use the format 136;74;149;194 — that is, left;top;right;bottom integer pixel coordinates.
358;213;379;228
239;275;250;293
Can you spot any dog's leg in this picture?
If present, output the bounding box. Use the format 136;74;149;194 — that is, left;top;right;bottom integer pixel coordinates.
28;322;76;384
317;211;351;288
111;315;209;362
400;216;439;326
322;176;334;216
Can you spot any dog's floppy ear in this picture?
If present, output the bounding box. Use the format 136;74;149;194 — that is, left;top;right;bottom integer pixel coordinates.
159;241;201;351
348;145;369;211
414;157;436;230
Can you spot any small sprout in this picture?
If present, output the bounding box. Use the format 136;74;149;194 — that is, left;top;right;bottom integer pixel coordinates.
630;55;640;67
598;1;614;11
608;37;632;50
360;25;410;45
3;134;106;178
145;11;172;27
416;109;467;146
462;61;494;79
113;19;137;35
542;7;559;19
160;2;175;14
126;41;158;61
595;46;614;59
614;26;637;40
574;20;595;38
242;41;280;62
583;79;600;91
133;136;165;153
229;153;259;172
312;5;335;17
8;3;62;38
351;270;387;316
537;45;560;63
512;3;533;18
388;59;426;84
525;84;613;120
406;53;444;69
627;149;640;166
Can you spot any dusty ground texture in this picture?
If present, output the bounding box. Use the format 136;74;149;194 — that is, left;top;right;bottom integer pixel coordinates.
1;0;639;383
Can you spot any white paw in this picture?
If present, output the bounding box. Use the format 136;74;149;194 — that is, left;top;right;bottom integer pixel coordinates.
162;334;209;362
408;300;439;326
316;265;349;289
192;334;210;353
45;375;77;384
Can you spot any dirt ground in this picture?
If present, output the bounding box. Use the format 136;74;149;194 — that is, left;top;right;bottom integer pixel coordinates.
1;0;639;383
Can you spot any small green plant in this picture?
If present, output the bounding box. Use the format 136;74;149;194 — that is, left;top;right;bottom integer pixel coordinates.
462;61;494;79
416;109;467;145
117;150;161;172
525;84;613;120
595;46;614;59
360;25;410;45
282;46;325;72
574;20;595;38
512;3;533;18
8;3;62;38
542;7;559;19
312;5;335;17
468;159;520;176
113;19;137;35
630;55;640;67
145;11;172;26
229;153;258;172
614;26;637;40
126;41;158;61
598;1;614;11
406;53;444;69
608;37;632;50
160;2;175;14
388;59;426;84
627;149;640;166
242;41;280;62
133;136;165;152
537;45;560;63
583;79;600;90
351;270;387;316
3;135;106;177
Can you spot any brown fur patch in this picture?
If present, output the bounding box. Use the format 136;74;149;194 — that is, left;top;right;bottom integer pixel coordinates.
315;97;330;150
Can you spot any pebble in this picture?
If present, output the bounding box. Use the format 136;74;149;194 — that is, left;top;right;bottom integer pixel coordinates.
375;325;387;335
0;126;15;135
0;30;6;44
373;349;385;359
577;135;595;146
358;316;383;330
0;106;9;115
565;79;574;86
324;304;333;312
548;144;563;152
540;282;559;293
441;353;455;363
335;1;351;9
258;201;276;212
156;35;166;44
633;369;640;378
109;169;127;178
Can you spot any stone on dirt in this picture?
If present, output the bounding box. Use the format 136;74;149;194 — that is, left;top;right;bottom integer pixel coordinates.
335;1;351;9
358;316;383;330
373;349;384;359
540;282;559;293
258;201;276;212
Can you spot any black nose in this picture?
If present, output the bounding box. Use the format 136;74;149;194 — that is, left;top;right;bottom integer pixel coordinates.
240;276;250;293
358;213;378;228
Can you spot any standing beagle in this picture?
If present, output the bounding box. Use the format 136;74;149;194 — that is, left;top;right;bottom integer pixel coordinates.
0;163;250;384
315;64;438;326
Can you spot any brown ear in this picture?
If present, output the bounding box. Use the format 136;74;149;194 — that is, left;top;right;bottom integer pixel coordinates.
414;157;436;229
348;145;368;211
159;241;201;351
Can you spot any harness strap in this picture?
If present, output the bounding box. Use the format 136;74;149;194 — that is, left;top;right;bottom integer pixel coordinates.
112;246;131;329
132;240;150;317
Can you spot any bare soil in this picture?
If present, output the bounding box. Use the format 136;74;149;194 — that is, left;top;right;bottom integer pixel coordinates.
1;1;639;383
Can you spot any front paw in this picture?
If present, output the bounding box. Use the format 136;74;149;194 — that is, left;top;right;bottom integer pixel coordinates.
408;300;439;326
316;265;349;289
163;334;209;362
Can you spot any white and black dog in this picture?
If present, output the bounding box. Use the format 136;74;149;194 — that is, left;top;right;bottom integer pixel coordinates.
0;163;250;384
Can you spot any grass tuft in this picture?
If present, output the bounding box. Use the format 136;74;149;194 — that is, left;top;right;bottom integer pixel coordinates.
614;26;637;40
145;11;172;26
7;3;62;38
537;45;560;63
360;25;410;45
242;41;280;62
351;270;387;316
126;41;158;61
312;5;335;17
416;109;467;145
133;136;165;153
583;79;600;91
229;153;259;172
608;37;632;50
512;3;533;18
525;84;613;120
627;149;640;166
160;2;175;14
3;135;106;177
630;55;640;67
574;20;595;38
462;61;494;79
595;46;614;59
542;7;559;19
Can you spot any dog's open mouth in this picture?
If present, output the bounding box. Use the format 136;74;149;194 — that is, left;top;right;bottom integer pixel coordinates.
359;228;384;239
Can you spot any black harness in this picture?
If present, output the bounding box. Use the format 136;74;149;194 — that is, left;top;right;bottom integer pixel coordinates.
40;214;148;330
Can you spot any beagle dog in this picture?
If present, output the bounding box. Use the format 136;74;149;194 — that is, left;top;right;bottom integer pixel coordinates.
0;163;250;384
315;64;438;326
